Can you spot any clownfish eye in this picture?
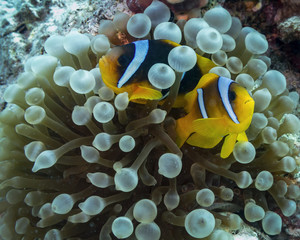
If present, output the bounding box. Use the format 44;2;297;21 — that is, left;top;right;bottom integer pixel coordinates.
228;90;236;102
118;54;131;67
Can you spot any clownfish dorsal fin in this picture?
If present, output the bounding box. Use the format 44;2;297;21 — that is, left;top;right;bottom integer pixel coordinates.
186;132;223;149
161;39;181;48
129;86;162;101
220;133;238;158
192;117;228;137
196;55;217;75
194;73;219;90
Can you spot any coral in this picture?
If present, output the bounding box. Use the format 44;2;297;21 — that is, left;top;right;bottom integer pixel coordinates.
126;0;210;14
0;0;126;108
0;1;299;240
278;16;300;43
126;0;153;13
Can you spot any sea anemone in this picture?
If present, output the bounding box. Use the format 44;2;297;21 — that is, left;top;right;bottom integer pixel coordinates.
0;1;299;240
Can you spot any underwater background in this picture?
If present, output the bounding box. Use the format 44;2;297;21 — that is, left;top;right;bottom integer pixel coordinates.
0;0;299;240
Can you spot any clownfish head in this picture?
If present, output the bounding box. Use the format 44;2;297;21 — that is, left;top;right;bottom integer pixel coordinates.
227;81;255;132
99;45;133;94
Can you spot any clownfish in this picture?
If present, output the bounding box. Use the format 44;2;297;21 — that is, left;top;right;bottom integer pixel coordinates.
99;39;215;106
176;73;255;158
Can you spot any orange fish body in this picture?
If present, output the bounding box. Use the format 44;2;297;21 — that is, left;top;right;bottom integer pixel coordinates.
99;39;215;106
176;73;255;158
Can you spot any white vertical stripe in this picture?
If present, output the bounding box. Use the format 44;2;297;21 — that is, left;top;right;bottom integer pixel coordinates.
197;88;208;118
218;76;240;124
117;40;149;88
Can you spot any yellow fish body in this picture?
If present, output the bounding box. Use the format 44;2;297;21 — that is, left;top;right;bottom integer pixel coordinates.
99;39;215;106
176;73;255;158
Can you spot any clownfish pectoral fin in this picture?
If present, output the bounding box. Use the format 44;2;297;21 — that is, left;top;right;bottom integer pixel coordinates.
220;133;238;158
192;117;228;137
187;132;223;149
237;131;248;142
129;86;162;101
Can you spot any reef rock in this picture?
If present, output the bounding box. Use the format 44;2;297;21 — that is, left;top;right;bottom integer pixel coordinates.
0;0;129;106
278;16;300;43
